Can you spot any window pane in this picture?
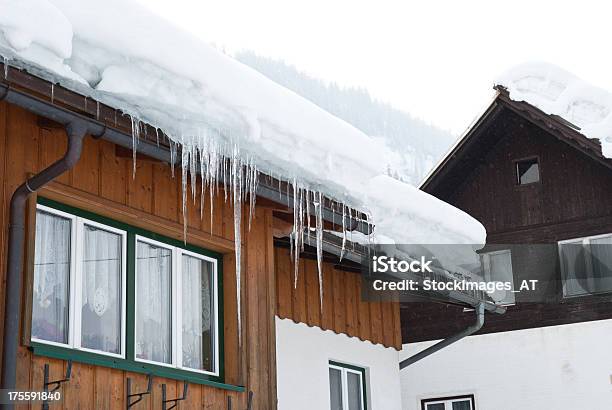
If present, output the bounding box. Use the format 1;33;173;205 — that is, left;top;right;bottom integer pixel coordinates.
559;241;587;296
516;158;539;184
329;368;343;410
589;237;612;294
32;211;71;344
181;254;215;372
488;251;515;305
81;225;122;354
452;400;472;410
426;404;445;410
347;372;363;410
136;241;172;364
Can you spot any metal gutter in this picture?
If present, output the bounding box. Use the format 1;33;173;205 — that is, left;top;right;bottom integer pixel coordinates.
399;303;485;369
0;85;104;403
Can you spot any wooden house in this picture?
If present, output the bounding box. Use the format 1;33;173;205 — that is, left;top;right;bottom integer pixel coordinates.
0;62;410;409
401;80;612;409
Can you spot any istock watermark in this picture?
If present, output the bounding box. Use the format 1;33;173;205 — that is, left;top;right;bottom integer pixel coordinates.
357;243;595;304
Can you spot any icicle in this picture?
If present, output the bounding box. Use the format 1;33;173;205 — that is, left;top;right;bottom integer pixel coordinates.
3;56;8;79
305;188;311;246
181;144;190;241
51;84;55;103
292;180;301;288
247;159;258;231
340;203;347;261
231;144;243;347
169;140;177;178
96;101;100;120
155;128;160;147
130;117;140;179
315;191;324;310
189;143;198;204
298;187;304;252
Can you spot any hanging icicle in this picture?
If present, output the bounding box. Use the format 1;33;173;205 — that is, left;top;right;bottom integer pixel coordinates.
2;56;8;79
231;144;243;347
315;191;324;310
130;117;141;179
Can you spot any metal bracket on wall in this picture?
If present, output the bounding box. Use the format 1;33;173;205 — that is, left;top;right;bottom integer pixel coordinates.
227;391;254;410
246;391;254;410
161;381;188;410
42;360;72;410
126;374;153;409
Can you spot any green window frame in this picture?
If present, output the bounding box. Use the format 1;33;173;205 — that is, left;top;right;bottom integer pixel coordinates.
30;197;240;391
328;360;368;410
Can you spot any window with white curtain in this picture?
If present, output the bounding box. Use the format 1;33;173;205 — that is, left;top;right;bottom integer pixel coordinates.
32;205;126;357
559;233;612;297
135;236;218;375
32;201;221;379
328;362;366;410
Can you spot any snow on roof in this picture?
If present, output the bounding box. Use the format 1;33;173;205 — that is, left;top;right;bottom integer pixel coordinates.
497;62;612;158
0;0;485;246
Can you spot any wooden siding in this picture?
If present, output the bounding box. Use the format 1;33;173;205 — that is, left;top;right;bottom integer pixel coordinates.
0;101;276;409
275;248;402;350
403;107;612;343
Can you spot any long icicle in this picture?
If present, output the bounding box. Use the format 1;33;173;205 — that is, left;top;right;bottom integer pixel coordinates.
181;143;189;241
231;145;243;348
315;191;324;310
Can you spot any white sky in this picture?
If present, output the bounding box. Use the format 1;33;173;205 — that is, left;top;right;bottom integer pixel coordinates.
137;0;612;135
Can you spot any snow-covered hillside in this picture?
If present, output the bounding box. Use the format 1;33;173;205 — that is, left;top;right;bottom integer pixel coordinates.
235;51;452;185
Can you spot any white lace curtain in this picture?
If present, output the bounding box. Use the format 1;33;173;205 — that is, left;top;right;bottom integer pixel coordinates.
135;241;172;363
32;211;71;344
81;225;121;354
181;255;213;371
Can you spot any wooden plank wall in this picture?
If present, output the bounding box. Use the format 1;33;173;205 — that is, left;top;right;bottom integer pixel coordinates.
275;248;402;350
0;102;277;409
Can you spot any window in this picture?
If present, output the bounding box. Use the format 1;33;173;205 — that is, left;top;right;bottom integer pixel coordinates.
480;250;515;305
559;234;612;297
515;157;540;185
135;236;219;375
421;395;475;410
31;200;221;381
329;361;366;410
32;205;126;357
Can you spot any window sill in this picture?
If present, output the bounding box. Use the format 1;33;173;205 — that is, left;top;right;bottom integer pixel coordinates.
30;343;244;392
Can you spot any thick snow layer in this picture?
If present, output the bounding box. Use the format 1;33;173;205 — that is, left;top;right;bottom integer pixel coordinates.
0;0;485;245
498;62;612;158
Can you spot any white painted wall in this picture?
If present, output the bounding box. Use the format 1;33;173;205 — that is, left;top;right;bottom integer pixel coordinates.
275;317;402;410
400;319;612;410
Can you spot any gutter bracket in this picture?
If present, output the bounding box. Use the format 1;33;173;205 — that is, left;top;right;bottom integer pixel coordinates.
399;303;485;369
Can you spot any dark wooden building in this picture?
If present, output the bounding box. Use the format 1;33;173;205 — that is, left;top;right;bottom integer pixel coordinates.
402;87;612;343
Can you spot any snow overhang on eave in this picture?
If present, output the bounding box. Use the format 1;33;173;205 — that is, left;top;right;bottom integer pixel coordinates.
0;63;372;235
302;230;505;314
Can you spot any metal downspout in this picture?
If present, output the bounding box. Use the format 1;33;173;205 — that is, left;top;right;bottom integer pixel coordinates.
1;116;88;402
399;303;485;369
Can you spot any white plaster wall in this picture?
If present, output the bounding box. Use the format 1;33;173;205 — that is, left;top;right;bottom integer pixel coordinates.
275;317;402;410
400;319;612;410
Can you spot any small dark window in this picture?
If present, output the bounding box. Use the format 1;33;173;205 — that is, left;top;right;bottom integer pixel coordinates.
421;395;475;410
516;158;539;185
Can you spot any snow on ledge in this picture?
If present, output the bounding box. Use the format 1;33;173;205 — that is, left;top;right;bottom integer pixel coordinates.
0;0;486;246
497;62;612;158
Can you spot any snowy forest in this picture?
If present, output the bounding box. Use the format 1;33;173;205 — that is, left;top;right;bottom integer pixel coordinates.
235;51;456;184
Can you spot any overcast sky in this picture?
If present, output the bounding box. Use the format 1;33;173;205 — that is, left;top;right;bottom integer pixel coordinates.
137;0;612;135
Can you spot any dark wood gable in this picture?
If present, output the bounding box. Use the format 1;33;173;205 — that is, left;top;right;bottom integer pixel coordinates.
402;91;612;343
